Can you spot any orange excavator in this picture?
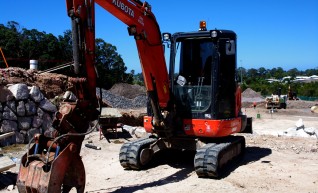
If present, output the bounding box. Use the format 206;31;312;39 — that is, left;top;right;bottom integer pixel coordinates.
16;0;252;192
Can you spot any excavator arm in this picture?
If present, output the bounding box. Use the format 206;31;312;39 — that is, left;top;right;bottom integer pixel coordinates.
95;0;170;109
67;0;170;126
17;1;170;192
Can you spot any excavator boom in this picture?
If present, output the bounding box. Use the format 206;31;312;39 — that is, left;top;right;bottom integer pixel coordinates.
95;0;170;108
17;1;171;192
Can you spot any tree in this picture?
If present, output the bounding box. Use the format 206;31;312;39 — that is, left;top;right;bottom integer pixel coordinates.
258;67;267;78
133;72;145;86
58;30;73;61
287;68;299;79
0;21;21;65
95;38;132;89
247;68;258;78
0;21;73;69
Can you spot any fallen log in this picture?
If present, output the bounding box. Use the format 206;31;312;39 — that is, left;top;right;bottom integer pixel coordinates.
0;132;15;140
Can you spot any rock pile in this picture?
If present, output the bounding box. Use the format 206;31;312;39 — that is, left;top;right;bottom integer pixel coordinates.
0;83;57;145
109;83;146;99
0;67;70;99
279;119;318;138
97;87;147;109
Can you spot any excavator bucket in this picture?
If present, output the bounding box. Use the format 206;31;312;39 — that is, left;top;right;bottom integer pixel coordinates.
16;143;85;193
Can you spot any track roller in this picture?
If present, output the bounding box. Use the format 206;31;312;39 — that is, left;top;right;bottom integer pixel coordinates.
119;137;157;170
194;136;245;178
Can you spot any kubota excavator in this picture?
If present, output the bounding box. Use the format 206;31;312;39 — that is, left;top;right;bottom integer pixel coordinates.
16;0;252;192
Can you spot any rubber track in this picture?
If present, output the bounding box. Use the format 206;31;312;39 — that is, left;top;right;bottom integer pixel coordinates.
119;137;157;170
194;136;245;178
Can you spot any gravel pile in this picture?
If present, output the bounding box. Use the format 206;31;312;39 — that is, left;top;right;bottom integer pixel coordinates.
97;88;147;109
242;88;265;107
109;83;146;99
242;88;265;102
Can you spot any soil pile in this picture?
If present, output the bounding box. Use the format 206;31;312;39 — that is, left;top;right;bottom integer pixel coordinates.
97;88;147;109
109;83;146;99
242;88;265;107
287;100;317;109
0;67;70;99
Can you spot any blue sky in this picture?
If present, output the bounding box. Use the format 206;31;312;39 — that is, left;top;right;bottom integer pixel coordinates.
1;0;318;73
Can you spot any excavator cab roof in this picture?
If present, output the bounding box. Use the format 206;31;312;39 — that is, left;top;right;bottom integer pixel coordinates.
170;29;236;42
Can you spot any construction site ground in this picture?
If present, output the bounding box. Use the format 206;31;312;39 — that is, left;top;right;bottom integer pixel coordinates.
1;106;318;193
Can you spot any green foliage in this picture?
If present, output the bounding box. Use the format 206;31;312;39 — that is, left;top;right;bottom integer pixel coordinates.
0;21;72;69
295;82;318;97
132;72;145;86
95;38;133;89
238;67;318;97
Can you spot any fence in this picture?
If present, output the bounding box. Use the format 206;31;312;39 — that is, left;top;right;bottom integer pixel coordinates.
298;96;318;101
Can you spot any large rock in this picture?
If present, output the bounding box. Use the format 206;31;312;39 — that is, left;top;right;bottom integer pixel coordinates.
123;125;149;138
42;113;53;131
39;98;57;112
0;85;14;102
6;100;17;113
30;86;44;102
304;127;318;136
311;105;318;113
25;100;37;116
16;131;26;144
17;101;26;116
37;108;45;118
2;106;17;121
8;83;29;100
17;117;32;130
0;120;18;133
32;115;43;128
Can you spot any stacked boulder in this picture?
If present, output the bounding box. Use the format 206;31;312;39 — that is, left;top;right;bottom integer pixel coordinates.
279;119;318;139
0;83;57;145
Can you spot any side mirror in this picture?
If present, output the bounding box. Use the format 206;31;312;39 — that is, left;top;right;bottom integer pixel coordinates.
162;33;171;42
177;75;187;86
226;40;235;55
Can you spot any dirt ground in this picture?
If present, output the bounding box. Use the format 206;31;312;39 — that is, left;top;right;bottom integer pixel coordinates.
1;106;318;193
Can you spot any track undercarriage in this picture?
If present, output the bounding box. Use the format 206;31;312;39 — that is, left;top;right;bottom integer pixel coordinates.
119;135;246;178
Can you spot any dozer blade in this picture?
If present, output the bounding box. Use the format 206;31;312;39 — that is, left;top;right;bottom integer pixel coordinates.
194;136;245;178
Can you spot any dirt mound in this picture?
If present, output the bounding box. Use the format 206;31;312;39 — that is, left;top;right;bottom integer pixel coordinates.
287;100;317;109
0;67;70;99
242;88;265;107
241;88;316;109
242;88;264;100
109;83;146;99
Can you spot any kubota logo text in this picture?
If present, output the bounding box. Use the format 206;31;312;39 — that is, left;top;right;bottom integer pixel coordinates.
112;0;134;18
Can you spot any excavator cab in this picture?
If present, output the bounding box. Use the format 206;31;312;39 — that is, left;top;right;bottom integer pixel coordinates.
165;27;239;130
